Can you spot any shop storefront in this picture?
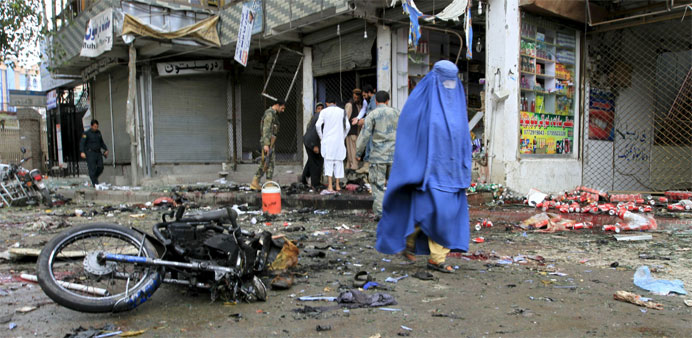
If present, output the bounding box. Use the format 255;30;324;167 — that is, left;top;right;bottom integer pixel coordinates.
485;0;583;194
518;13;579;156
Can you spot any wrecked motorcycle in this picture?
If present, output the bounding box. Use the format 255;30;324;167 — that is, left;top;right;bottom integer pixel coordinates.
0;147;52;207
37;206;282;313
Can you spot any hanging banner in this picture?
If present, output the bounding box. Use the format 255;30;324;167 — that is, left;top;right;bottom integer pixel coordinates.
80;8;114;58
156;60;223;76
234;3;256;67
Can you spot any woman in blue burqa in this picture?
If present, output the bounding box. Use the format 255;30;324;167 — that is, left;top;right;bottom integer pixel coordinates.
376;60;471;273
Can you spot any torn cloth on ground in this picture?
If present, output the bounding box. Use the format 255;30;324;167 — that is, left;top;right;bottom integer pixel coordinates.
337;289;397;308
633;266;687;295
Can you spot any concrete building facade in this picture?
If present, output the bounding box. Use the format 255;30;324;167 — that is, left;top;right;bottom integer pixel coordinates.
43;0;692;193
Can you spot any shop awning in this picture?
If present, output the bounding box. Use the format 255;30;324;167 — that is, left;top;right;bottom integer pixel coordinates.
519;0;607;24
122;14;221;47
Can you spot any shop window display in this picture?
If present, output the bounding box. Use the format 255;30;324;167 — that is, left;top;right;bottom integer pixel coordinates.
519;13;578;155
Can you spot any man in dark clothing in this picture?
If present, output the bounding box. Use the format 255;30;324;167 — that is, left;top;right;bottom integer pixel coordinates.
301;103;324;189
79;120;109;186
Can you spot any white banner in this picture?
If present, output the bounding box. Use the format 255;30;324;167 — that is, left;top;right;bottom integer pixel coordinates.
80;8;114;58
234;4;256;67
156;60;223;77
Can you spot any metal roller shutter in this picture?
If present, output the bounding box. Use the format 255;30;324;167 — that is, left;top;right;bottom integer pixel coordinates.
92;68;131;164
312;27;376;77
152;74;228;163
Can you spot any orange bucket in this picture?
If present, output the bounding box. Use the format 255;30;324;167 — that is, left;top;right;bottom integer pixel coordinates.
261;181;281;214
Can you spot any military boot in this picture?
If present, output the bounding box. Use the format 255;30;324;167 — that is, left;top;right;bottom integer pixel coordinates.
250;176;261;191
356;162;370;174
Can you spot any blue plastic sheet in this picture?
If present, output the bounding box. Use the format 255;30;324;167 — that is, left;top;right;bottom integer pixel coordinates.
633;266;687;295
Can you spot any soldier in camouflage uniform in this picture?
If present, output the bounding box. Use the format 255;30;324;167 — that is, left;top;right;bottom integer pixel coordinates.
250;99;286;190
356;91;400;219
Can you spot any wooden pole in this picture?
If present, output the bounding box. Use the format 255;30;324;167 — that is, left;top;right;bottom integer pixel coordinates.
126;43;139;186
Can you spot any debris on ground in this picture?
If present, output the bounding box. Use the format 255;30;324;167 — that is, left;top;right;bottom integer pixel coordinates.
119;329;148;337
614;234;653;242
268;239;299;271
431;311;464;320
315;325;332;332
336;289;397;308
64;324;118;338
29;215;70;231
384;275;408;284
15;306;37;314
613;290;664;310
270;274;294;290
412;271;435;280
633;266;687;295
153;197;176;207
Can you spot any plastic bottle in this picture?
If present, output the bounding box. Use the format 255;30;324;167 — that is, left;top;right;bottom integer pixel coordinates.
617;210;657;230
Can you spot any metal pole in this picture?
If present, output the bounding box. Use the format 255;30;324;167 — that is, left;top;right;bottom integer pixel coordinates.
261;48;281;101
285;56;303;102
108;73;115;167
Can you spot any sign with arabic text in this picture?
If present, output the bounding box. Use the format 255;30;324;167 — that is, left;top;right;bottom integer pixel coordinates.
80;8;113;58
156;60;223;77
234;3;256;67
9;90;46;107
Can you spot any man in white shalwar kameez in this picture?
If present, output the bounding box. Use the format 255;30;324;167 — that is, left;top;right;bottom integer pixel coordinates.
316;97;350;195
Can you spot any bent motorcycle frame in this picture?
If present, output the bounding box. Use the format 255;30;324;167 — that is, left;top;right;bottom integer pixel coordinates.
101;253;241;280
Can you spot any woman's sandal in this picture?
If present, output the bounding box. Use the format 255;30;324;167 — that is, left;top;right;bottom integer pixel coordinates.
401;249;417;262
427;260;455;273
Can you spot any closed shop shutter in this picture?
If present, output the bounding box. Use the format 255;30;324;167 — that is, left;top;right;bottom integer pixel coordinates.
92;67;131;164
152;74;228;163
312;27;376;77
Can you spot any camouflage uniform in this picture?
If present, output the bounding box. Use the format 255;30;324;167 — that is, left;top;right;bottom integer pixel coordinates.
256;108;280;180
356;104;400;216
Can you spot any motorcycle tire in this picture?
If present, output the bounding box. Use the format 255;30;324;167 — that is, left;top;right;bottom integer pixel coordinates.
37;223;162;313
40;188;53;207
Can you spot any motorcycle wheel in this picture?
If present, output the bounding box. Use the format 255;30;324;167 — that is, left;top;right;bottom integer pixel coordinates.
40;188;53;207
37;224;162;313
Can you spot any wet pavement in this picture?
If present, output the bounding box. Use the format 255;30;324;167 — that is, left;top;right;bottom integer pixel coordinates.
1;197;691;337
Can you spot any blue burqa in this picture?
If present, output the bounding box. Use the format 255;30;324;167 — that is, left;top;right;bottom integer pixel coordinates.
376;60;472;255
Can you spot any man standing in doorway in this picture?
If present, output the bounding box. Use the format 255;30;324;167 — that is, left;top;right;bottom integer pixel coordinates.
316;97;350;195
344;89;363;173
80;120;109;187
356;91;400;221
301;102;324;190
250;99;286;191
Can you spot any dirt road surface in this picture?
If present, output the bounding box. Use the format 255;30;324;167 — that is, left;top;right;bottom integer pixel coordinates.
1;203;690;337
